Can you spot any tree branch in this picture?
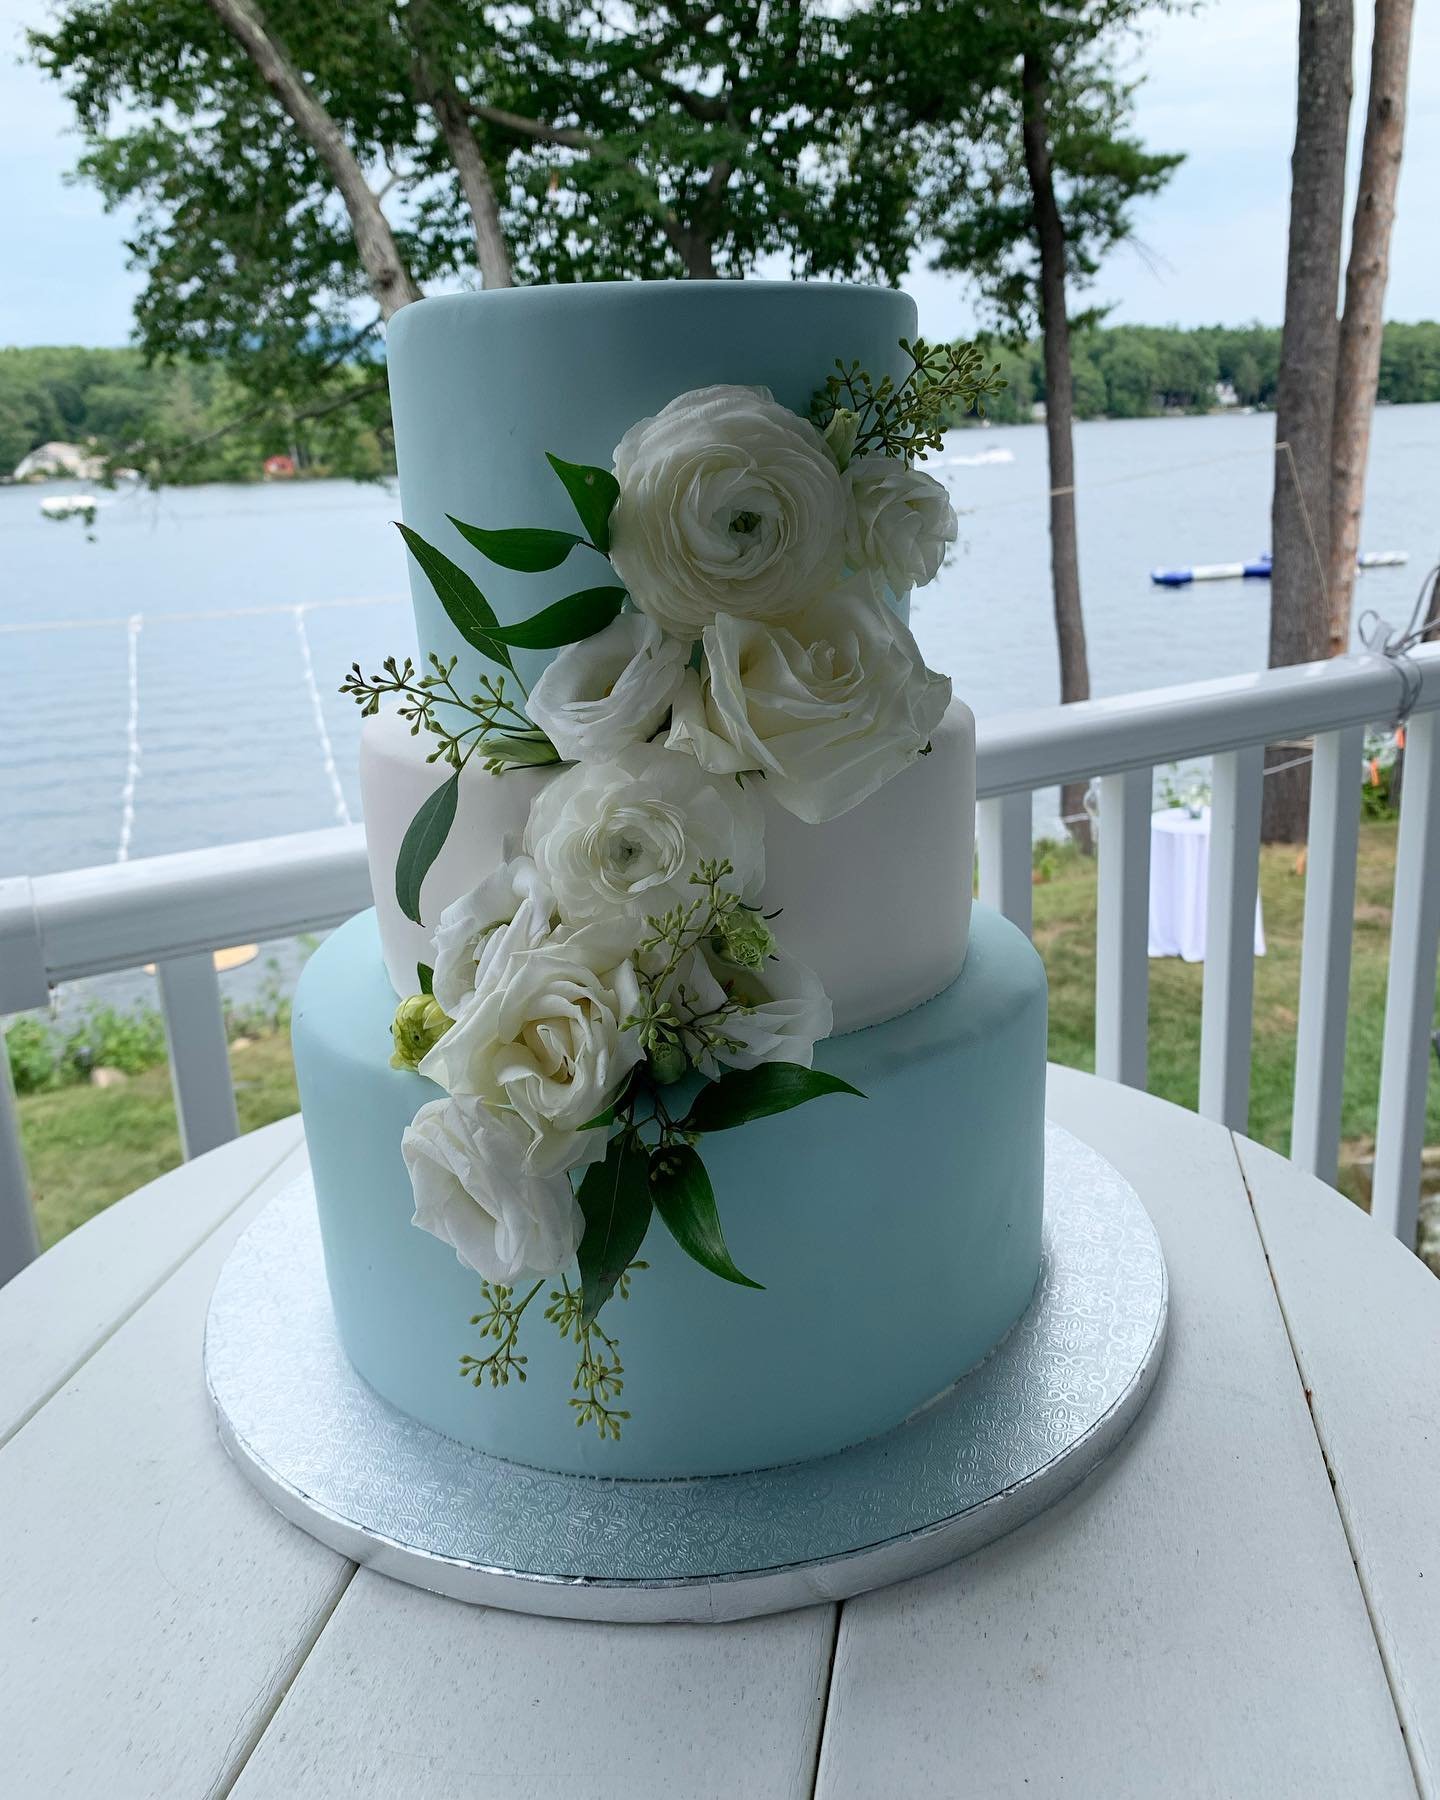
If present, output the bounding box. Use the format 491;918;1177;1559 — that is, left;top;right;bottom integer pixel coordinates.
202;0;421;318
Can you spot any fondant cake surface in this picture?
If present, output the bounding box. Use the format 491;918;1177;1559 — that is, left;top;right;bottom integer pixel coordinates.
294;903;1047;1479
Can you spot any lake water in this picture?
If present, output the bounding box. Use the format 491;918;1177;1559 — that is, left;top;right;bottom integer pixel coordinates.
4;404;1436;1016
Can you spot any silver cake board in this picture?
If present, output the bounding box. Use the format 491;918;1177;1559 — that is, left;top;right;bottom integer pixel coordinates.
205;1122;1167;1624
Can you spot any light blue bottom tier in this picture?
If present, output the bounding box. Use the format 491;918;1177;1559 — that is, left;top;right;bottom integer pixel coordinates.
292;905;1048;1479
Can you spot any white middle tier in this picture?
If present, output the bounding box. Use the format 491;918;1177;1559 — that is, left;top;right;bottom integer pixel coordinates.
360;701;976;1035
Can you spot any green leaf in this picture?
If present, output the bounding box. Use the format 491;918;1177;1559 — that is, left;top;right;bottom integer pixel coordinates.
576;1135;653;1327
416;962;434;996
650;1145;762;1289
578;1106;616;1133
680;1063;865;1135
395;772;460;926
484;587;627;649
546;453;621;553
448;517;582;573
395;522;512;672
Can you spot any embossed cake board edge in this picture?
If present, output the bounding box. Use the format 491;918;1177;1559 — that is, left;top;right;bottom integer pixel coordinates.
207;1131;1168;1624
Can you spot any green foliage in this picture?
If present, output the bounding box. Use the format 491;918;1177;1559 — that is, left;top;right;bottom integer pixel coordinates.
679;1063;864;1133
810;337;1004;461
483;587;627;649
576;1134;654;1326
5;1019;59;1095
0;345;391;485
393;771;461;926
546;454;620;552
394;525;513;670
649;1143;761;1288
448;520;585;574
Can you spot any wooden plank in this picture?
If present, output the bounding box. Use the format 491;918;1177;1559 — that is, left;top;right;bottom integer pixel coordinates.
0;1115;305;1446
814;1068;1414;1800
1291;725;1363;1182
1236;1131;1440;1795
976;792;1033;937
230;1571;834;1800
1199;744;1264;1128
157;949;241;1159
0;1159;351;1800
1094;766;1151;1090
1371;706;1440;1244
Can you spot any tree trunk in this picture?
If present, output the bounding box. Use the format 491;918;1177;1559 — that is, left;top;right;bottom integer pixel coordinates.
204;0;421;319
1265;0;1352;841
426;85;514;288
1020;51;1092;848
1327;0;1413;655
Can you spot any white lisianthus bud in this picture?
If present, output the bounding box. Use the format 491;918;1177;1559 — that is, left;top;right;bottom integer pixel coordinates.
822;408;860;470
525;612;690;763
842;455;958;598
609;384;846;637
403;1098;586;1281
390;993;452;1072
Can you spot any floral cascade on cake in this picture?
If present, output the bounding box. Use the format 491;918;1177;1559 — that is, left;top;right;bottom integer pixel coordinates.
341;338;999;1438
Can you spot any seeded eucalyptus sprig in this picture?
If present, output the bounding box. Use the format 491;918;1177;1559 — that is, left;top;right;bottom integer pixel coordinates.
340;652;558;776
811;335;1005;464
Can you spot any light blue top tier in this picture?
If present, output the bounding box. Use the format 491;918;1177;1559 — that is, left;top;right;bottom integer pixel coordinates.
293;903;1047;1480
386;280;918;688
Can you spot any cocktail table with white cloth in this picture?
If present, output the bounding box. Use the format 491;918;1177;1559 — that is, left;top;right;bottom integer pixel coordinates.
1149;804;1267;961
4;1068;1439;1799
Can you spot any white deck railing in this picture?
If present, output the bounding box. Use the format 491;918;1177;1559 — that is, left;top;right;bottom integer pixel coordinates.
3;644;1438;1286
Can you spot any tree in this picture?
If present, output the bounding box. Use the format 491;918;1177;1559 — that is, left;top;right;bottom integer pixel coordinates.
31;0;923;464
1327;0;1415;655
886;0;1180;840
1265;0;1352;842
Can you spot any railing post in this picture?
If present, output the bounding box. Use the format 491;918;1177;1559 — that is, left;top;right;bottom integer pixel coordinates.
1291;726;1363;1182
1371;708;1440;1244
977;792;1033;938
0;1049;40;1285
1199;744;1265;1130
156;952;240;1160
1095;767;1151;1090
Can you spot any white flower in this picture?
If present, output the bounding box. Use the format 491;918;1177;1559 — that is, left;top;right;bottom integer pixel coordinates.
665;580;953;823
403;1098;585;1281
842;455;957;597
609;384;846;638
672;939;832;1077
523;741;765;925
525;612;689;763
430;855;556;1017
420;917;643;1175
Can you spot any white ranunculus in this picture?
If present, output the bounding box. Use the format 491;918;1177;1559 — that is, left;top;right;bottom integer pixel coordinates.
420;917;643;1175
665;580;953;824
525;612;689;763
523;741;765;925
430;855;556;1017
673;939;832;1077
609;384;847;638
403;1097;584;1281
842;455;958;598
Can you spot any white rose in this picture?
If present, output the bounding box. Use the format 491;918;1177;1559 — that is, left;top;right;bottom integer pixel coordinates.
523;741;765;925
610;384;846;638
665;581;953;823
403;1098;584;1281
430;855;556;1017
525;612;689;763
672;940;832;1077
843;455;958;597
420;917;643;1175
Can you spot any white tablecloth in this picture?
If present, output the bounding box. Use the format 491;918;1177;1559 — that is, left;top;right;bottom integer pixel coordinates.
1148;806;1266;962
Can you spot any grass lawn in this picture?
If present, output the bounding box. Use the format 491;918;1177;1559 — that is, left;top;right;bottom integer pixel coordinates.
13;818;1437;1249
20;1034;300;1249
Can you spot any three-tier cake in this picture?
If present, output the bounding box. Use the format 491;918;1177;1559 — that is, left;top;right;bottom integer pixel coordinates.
291;280;1048;1480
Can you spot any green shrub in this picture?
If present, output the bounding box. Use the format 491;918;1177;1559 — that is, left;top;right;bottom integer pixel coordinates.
5;1017;59;1094
61;1006;169;1077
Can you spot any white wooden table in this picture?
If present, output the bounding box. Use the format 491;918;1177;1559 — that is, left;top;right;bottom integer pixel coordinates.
4;1067;1438;1799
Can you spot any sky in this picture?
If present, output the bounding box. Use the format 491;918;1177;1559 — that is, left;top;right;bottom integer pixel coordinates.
2;0;1437;348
